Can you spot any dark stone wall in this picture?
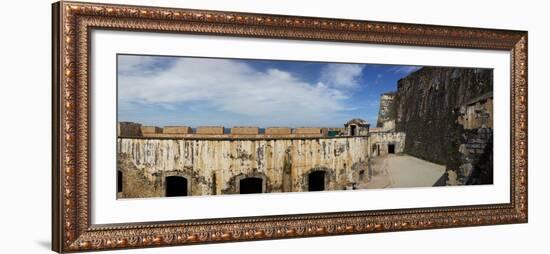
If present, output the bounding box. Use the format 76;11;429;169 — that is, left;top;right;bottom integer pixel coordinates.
462;128;493;184
394;67;493;184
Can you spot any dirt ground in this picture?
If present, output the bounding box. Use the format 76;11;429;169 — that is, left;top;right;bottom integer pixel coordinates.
358;154;445;189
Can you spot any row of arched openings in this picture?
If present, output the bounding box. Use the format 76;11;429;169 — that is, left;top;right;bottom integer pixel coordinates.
117;170;327;197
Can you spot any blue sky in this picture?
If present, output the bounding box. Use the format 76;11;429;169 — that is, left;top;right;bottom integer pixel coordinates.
117;54;421;128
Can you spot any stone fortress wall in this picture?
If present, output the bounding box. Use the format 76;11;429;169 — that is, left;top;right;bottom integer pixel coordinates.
116;66;492;198
117;119;405;198
393;67;494;185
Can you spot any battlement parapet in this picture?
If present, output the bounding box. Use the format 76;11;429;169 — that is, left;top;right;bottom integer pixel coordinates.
118;121;369;139
141;126;162;135
163;126;192;134
196;126;224;135
231;127;259;135
265;127;291;135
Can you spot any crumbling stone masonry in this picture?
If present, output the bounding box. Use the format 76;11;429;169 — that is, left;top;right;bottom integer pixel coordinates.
454;94;493;184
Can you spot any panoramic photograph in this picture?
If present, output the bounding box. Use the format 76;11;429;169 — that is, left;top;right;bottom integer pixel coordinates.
116;54;494;199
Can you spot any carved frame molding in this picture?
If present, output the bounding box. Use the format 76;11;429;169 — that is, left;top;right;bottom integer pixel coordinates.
52;1;528;252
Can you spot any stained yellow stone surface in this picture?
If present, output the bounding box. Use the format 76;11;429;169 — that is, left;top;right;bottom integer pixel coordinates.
117;136;372;198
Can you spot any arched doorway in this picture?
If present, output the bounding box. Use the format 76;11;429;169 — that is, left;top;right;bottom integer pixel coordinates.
239;177;263;194
308;171;326;191
117;170;123;193
165;176;189;197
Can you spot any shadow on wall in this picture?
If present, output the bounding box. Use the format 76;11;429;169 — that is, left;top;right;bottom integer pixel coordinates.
467;137;493;185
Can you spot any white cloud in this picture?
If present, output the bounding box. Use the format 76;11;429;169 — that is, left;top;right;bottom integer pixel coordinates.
319;64;365;88
118;55;169;75
118;56;354;125
389;66;422;75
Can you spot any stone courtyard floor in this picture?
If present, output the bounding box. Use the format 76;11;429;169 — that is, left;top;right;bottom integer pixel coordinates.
358;154;446;189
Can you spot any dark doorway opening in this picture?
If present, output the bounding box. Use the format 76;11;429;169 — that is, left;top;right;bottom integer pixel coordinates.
308;171;326;191
239;177;263;194
117;170;123;193
350;125;357;136
388;144;396;154
165;176;188;197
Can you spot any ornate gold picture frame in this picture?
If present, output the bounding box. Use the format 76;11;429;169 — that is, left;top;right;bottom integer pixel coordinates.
52;1;527;252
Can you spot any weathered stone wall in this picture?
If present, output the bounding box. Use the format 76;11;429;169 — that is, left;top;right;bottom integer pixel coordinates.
455;128;493;185
117;122;142;137
457;95;493;130
394;67;493;184
141;126;162;135
163;126;192;134
265;127;291;135
231;127;259;135
369;131;406;156
452;96;494;184
117;136;370;198
376;92;397;129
